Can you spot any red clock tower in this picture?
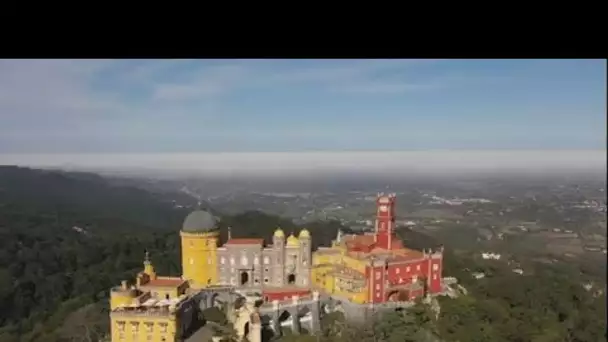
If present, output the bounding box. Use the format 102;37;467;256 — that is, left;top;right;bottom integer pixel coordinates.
375;193;397;250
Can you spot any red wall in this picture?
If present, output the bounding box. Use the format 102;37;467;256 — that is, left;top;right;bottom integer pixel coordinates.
366;254;444;303
262;289;311;302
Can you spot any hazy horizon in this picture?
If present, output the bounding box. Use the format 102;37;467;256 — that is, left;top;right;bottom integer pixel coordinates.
1;150;605;178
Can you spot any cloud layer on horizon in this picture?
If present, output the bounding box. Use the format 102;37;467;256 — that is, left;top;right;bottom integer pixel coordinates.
1;150;605;176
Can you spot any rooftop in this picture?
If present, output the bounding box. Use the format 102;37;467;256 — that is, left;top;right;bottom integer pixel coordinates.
346;247;425;263
326;265;366;280
111;295;189;315
141;277;186;288
225;238;265;246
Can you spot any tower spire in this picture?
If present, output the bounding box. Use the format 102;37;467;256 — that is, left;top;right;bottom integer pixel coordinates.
143;250;156;278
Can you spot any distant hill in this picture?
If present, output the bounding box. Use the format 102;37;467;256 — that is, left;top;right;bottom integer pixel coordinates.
0;166;197;233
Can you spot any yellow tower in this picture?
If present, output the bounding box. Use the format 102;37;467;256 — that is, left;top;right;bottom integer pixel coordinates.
180;210;219;288
143;251;156;278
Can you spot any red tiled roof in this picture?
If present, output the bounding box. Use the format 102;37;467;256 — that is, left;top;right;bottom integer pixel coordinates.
144;277;186;288
225;238;264;245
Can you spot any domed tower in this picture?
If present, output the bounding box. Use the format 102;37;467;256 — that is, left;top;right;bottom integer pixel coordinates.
298;229;312;287
272;228;285;287
180;210;219;288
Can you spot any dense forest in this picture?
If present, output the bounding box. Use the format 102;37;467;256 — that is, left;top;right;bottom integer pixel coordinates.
0;167;351;342
0;166;606;342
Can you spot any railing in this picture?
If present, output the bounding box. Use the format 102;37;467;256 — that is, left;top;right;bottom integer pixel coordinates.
110;309;174;317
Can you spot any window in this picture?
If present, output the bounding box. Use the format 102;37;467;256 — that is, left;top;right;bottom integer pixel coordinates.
189;241;194;248
375;271;381;280
375;284;380;290
208;257;212;265
406;266;410;272
221;257;225;265
264;256;270;265
145;322;153;333
117;321;125;332
433;274;437;280
416;265;420;271
254;278;259;284
131;322;140;333
264;278;269;283
241;256;248;266
189;258;194;265
254;256;259;265
230;257;235;265
396;268;400;274
147;336;153;341
159;323;168;333
433;264;439;271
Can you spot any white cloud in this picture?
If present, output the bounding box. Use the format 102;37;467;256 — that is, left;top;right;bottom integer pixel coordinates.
0;59;506;153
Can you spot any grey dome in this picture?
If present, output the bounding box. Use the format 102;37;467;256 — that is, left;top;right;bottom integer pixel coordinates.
182;210;217;232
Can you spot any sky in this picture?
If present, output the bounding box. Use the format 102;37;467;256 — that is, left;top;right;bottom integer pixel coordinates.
0;59;605;153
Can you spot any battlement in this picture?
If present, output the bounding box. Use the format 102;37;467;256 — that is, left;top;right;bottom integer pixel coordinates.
110;295;190;317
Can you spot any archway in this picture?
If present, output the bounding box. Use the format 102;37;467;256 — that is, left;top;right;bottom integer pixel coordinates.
387;290;408;302
298;306;311;318
240;272;249;285
210;292;221;308
287;273;296;285
244;322;250;336
278;310;291;324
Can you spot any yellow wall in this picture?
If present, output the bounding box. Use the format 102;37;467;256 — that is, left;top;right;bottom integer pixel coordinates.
312;246;370;304
110;314;177;342
341;255;367;274
180;231;218;288
110;290;136;310
311;264;369;304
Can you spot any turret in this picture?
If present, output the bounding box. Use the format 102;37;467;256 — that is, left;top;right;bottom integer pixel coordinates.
286;234;300;247
298;229;312;287
273;228;285;286
143;251;157;279
180;210;219;288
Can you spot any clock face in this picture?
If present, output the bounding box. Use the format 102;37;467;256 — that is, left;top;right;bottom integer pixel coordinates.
379;205;388;212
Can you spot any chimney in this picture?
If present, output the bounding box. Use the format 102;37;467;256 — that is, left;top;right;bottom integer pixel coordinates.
121;280;128;290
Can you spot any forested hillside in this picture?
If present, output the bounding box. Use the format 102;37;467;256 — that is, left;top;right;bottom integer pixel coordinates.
1;166;605;342
0;167;349;342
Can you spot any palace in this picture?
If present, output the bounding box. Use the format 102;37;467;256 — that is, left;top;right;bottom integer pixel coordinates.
311;193;444;304
108;193;444;341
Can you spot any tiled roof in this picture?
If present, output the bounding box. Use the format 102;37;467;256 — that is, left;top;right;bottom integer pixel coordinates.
144;277;186;288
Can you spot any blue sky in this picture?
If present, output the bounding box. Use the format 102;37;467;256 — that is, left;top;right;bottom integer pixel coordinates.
0;59;605;153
